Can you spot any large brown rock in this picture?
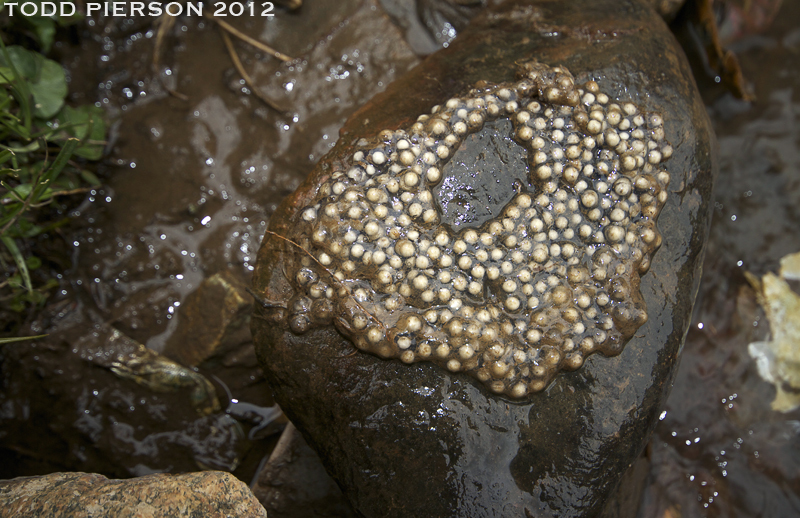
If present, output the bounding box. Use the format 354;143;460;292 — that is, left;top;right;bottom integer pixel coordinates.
252;0;717;516
0;471;266;518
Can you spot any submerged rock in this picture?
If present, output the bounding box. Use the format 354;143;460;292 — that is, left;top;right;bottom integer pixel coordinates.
0;324;247;476
0;471;266;518
252;0;717;516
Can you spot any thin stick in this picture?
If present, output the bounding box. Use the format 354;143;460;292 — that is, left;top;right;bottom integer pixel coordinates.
220;31;286;114
152;14;189;101
263;230;388;332
28;187;92;208
153;14;173;72
245;286;286;308
204;13;293;62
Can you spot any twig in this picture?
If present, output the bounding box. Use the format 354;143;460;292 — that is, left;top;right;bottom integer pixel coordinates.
203;13;293;62
694;0;755;101
153;14;173;75
220;30;286;114
245;286;286;308
28;187;93;207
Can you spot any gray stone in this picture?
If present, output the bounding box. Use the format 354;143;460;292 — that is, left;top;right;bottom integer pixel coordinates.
252;0;717;516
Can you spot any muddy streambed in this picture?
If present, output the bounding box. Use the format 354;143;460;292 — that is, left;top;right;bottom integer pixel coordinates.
1;0;799;516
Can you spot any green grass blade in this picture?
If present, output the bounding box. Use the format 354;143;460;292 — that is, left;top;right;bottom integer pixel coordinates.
0;334;48;345
0;42;32;132
30;137;78;203
0;149;14;164
0;235;32;292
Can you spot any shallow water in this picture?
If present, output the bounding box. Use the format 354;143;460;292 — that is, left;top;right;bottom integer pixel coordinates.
1;0;799;515
1;0;420;481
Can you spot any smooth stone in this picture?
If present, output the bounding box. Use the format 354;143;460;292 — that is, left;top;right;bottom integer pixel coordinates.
252;422;358;518
0;471;266;518
252;0;717;516
162;270;252;367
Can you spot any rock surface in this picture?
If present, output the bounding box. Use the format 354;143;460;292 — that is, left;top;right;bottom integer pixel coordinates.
252;422;357;518
252;0;717;516
0;471;266;518
162;271;252;367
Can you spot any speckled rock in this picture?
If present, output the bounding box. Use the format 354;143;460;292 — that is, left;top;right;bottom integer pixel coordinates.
0;471;266;518
252;0;717;516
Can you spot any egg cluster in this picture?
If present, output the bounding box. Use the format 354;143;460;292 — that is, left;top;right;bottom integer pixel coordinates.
278;61;672;398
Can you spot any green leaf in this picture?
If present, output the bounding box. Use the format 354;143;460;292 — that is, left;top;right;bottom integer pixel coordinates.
0;66;14;85
0;46;37;80
80;169;101;186
6;274;23;289
1;180;31;202
30;137;77;203
9;297;25;312
14;218;43;239
0;46;67;120
0;201;24;228
0;45;33;131
4;141;40;153
25;15;56;53
25;254;41;269
55;105;106;160
30;58;66;119
0;334;48;345
0;149;14;165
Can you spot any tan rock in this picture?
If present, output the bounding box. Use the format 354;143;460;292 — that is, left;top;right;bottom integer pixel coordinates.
0;471;266;518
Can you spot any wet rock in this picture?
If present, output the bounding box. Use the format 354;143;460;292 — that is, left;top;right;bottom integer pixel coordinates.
0;471;266;518
93;325;223;416
252;422;357;518
252;0;716;516
0;323;247;477
163;271;252;367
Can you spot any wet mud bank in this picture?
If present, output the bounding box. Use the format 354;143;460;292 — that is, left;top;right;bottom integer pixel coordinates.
636;1;800;516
